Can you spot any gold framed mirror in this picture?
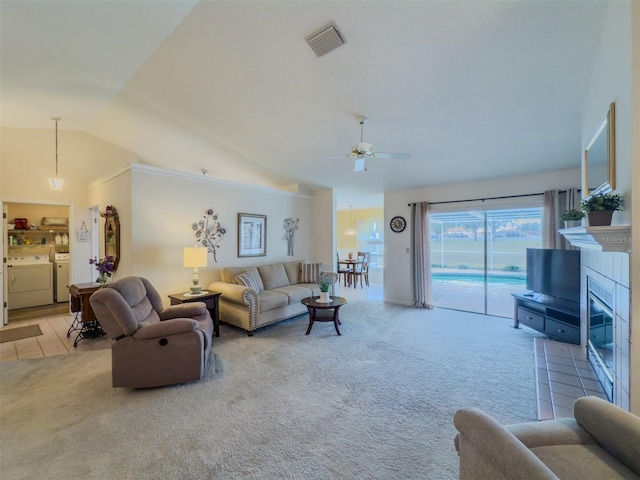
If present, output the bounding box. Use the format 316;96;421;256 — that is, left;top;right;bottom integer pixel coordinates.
582;102;615;198
102;206;120;271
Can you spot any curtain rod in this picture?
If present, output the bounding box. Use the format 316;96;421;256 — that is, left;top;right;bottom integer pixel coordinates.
407;191;558;207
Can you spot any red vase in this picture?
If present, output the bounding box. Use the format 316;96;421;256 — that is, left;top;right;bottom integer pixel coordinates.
587;210;614;226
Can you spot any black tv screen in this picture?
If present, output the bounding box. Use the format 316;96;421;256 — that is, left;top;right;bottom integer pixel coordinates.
526;248;580;302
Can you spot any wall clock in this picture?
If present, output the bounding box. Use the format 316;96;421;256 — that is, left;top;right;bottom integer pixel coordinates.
390;216;406;233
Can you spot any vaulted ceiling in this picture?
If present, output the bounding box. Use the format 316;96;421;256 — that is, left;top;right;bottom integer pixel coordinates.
1;1;608;208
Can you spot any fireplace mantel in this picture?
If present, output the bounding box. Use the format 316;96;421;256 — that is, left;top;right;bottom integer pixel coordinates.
559;225;632;252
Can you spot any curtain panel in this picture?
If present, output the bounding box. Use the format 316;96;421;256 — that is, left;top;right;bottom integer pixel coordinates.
411;202;433;309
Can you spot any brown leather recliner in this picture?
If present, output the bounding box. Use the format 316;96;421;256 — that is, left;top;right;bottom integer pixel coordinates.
89;276;214;388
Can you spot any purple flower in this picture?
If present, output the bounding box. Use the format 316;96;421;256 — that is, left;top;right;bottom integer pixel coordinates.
89;256;116;277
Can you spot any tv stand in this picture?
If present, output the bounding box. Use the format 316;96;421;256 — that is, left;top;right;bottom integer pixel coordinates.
512;292;580;345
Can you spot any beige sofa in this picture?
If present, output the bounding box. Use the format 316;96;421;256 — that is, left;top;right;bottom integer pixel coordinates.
208;261;326;335
454;396;640;479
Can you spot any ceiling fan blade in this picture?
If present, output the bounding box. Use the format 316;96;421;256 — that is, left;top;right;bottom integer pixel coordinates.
315;154;353;161
353;158;366;172
371;152;411;160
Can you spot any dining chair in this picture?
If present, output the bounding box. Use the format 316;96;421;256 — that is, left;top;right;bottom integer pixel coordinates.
349;253;371;288
337;252;351;286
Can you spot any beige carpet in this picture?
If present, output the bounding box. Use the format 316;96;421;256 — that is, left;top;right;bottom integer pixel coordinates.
0;301;542;479
0;324;43;343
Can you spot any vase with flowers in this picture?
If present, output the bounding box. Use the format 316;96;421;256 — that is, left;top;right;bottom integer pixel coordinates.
90;255;115;284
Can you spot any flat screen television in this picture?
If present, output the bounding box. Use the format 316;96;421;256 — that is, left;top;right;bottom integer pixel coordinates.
526;248;580;302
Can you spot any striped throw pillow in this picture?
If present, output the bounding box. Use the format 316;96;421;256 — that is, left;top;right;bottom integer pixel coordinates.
236;271;259;291
300;263;322;283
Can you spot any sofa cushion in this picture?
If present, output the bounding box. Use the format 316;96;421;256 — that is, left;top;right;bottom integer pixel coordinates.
531;444;640;480
283;261;302;285
300;262;322;283
258;264;290;290
222;266;264;291
236;271;259;291
258;290;289;312
271;285;313;303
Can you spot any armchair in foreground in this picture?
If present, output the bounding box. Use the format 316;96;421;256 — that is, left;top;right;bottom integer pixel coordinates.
90;276;213;388
454;396;640;479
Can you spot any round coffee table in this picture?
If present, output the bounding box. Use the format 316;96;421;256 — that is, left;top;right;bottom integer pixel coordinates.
301;296;347;336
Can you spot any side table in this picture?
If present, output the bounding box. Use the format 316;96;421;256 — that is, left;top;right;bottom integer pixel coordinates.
68;283;106;347
168;291;222;337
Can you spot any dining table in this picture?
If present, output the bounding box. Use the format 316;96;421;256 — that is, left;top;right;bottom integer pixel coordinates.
338;258;363;288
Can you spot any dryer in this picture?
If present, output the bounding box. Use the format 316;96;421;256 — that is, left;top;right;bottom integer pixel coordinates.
53;253;70;303
7;255;54;310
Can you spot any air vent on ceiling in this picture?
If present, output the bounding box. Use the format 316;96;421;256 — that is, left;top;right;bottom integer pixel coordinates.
306;23;347;57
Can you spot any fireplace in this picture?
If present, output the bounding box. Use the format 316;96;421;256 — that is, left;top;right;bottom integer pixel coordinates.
587;277;614;401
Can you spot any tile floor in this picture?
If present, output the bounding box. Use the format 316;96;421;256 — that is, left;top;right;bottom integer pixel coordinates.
535;338;607;420
0;312;111;362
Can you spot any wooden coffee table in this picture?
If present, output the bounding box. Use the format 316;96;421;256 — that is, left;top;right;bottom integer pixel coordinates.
301;296;347;336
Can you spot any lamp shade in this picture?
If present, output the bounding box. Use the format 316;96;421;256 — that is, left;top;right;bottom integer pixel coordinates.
183;247;208;268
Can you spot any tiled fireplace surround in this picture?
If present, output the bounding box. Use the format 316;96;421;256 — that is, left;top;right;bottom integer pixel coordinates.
580;249;631;410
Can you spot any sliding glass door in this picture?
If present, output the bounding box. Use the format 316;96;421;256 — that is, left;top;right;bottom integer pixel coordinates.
429;207;542;317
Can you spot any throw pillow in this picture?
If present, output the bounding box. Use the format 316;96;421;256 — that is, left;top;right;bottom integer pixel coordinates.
236;271;259;291
300;262;322;283
258;264;290;290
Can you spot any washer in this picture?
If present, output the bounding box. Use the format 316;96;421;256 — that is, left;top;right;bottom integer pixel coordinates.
53;253;71;303
7;255;54;310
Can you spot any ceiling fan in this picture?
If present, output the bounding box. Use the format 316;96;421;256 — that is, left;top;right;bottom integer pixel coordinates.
321;116;411;172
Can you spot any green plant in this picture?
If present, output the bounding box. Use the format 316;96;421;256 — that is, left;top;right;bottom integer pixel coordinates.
559;209;585;221
319;279;330;293
458;264;468;270
503;265;520;272
581;193;623;212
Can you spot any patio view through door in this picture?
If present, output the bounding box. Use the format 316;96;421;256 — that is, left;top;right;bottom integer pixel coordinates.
429;207;543;317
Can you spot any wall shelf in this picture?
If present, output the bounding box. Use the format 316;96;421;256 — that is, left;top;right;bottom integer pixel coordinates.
559;225;632;252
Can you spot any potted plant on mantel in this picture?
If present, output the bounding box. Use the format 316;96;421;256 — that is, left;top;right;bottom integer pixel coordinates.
559;209;585;229
580;193;623;226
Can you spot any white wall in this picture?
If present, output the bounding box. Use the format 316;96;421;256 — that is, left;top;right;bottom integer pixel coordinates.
582;0;639;413
632;0;640;416
384;168;581;305
87;164;314;305
582;1;632;225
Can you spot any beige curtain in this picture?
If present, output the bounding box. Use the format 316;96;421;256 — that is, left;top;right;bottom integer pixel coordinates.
411;202;433;309
543;188;580;249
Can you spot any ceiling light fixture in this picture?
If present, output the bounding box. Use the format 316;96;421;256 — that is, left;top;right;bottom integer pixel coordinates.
48;116;65;190
344;205;357;237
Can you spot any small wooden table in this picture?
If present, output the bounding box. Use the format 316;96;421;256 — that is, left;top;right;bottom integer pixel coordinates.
68;283;105;347
301;296;347;336
168;291;222;337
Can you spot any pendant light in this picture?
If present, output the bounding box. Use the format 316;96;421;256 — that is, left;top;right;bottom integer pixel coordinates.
344;205;357;237
48;116;65;190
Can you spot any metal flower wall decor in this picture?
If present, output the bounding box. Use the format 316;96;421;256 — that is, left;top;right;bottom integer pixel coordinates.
192;208;226;262
282;217;299;256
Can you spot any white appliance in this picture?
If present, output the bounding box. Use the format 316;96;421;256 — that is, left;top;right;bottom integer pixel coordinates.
7;255;54;310
53;253;70;303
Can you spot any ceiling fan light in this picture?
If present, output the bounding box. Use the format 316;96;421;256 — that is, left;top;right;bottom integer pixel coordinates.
358;142;372;153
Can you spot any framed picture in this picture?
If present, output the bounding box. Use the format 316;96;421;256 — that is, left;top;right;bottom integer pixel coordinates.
238;213;267;257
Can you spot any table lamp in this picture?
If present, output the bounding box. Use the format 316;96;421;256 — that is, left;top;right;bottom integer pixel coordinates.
183;246;208;295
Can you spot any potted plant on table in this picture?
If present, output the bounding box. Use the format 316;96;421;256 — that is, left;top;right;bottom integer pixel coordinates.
319;279;331;303
580;193;623;226
559;209;585;228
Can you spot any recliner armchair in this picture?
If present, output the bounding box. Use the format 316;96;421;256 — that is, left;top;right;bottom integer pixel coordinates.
89;276;214;388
